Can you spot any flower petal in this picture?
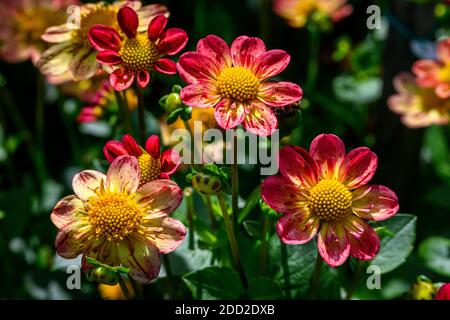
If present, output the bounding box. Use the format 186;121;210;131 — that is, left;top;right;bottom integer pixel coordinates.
309;134;346;180
136;179;183;215
261;175;307;214
137;4;169;32
352;185;399;221
82;239;119;273
148;14;167;41
278;145;319;189
180;83;221;108
122;134;143;157
436;83;450;98
342;215;380;261
88;25;121;52
145;135;161;159
110;68;135;91
157;28;188;55
242;101;278;136
412;60;440;87
37;42;74;77
197;35;232;70
142;216;186;254
254;49;290;79
69;48;98;81
177;52;219;83
339;147;378;189
160;149;180;176
258;81;303;107
436;283;450;300
231;36;266;71
51;195;86;229
137;70;150;88
96;50;122;65
118;6;139;38
214;99;245;129
56;228;91;259
41;24;71;43
276;210;319;245
104;140;129;163
106;155;140;194
437;38;450;63
317;222;350;267
73;170;106;201
155;58;177;75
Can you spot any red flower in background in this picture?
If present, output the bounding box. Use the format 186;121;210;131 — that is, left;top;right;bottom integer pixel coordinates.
89;6;188;91
436;283;450;300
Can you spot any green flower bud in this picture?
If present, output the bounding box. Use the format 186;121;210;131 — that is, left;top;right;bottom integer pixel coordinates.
192;172;222;195
89;266;120;285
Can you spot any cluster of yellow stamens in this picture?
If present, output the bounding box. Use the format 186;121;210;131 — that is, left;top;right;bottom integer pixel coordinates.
137;153;161;186
87;191;143;241
120;34;159;71
216;67;259;102
308;179;352;221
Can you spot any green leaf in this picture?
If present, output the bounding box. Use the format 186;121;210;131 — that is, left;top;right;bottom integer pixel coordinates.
423;126;450;179
182;266;244;299
370;214;417;274
168;239;214;275
238;186;261;223
243;220;262;239
419;236;450;277
248;277;283;300
166;108;183;124
193;216;218;246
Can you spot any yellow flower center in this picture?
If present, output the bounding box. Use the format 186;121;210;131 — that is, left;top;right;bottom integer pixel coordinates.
87;191;143;242
216;67;259;102
308;179;352;221
72;4;118;47
119;34;159;72
438;63;450;83
137;153;161;186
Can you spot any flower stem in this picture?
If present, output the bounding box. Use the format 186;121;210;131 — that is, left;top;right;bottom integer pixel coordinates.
310;254;323;299
185;187;196;250
216;192;248;288
306;22;320;91
136;85;147;144
204;194;217;230
114;91;133;135
345;260;365;300
231;134;238;225
162;254;175;299
118;274;131;300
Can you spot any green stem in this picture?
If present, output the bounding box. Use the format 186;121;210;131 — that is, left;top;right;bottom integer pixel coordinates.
345;261;365;300
231;134;238;225
310;254;323;299
118;274;131;300
185;187;195;250
204;195;217;230
162;254;175;299
216;192;248;289
135;85;146;144
306;22;320;91
114;91;133;135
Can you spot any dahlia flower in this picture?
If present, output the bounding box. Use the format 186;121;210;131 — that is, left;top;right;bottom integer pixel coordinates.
104;135;180;187
413;38;450;98
436;283;450;300
51;155;185;283
177;35;303;136
273;0;352;28
388;72;450;128
38;1;168;81
88;6;188;90
261;134;399;267
0;0;78;64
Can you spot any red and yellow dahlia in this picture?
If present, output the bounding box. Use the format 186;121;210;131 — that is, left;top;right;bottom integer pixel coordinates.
177;35;303;136
413;38;450;98
388;72;450;128
104;134;180;187
0;0;78;64
261;134;399;267
51;155;185;283
88;6;188;91
273;0;352;28
38;1;168;81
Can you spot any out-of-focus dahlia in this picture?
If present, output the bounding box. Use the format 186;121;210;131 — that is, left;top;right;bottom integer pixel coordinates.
88;6;188;90
104;134;180;187
38;1;168;81
0;0;78;64
435;283;450;300
261;134;399;267
413;38;450;98
388;72;450;128
51;155;185;283
273;0;352;28
177;35;303;136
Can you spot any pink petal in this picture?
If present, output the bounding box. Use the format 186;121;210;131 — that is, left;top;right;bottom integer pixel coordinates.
412;60;440;87
136;179;183;215
261;175;306;214
231;36;266;71
342;215;380;261
338;147;378;189
276;211;319;245
96;50;122;65
51;195;86;229
437;38;450;63
142;216;186;254
436;83;450;98
254;49;290;79
436;283;450;300
104;140;128;163
160;149;180;176
157;28;188;55
88;25;121;52
278;145;319;189
69;48;99;81
155;58;176;75
81;239;119;273
392;72;417;94
309;134;346;180
352;185;399;221
148;14;167;41
197;35;232;70
56;229;90;259
145;135;161;159
121;134;143;157
118;6;139;38
258;81;303;107
317;222;350;267
137;70;150;88
110;68;135;91
177;52;219;83
41;25;71;43
242;101;278;136
214;99;245;129
72;170;106;201
106;155;140;194
180;83;221;108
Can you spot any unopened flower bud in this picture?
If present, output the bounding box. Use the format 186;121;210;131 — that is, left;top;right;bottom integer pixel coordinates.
192;172;221;195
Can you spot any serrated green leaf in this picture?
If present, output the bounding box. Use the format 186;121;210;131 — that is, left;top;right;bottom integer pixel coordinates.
248;277;283;300
419;236;450;277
